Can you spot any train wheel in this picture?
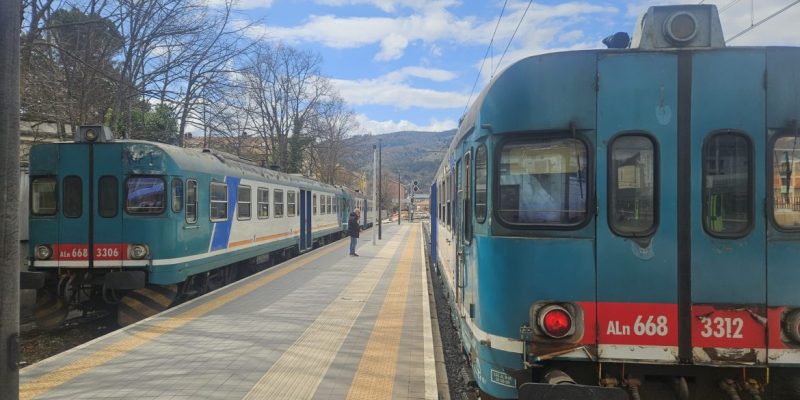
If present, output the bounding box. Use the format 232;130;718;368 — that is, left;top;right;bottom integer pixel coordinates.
34;290;69;330
117;284;179;327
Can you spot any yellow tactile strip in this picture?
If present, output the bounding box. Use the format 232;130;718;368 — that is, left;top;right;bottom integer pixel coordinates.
242;225;410;400
19;240;346;400
346;225;418;400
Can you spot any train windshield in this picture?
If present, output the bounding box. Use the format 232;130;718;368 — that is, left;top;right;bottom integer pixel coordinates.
125;176;166;215
31;176;57;216
497;138;588;226
773;135;800;229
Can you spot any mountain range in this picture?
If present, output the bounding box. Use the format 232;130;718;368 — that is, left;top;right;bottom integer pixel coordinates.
340;129;456;191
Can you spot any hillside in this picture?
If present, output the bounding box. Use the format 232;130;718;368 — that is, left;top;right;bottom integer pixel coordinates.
340;129;456;191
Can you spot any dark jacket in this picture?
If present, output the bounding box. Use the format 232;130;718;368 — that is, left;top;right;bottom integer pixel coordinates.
348;212;360;238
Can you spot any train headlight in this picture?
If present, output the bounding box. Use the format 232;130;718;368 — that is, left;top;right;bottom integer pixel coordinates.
35;245;53;260
84;128;98;142
538;305;575;339
665;12;697;45
129;244;149;260
784;309;800;344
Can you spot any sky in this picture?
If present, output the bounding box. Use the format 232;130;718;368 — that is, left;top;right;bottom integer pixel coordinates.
220;0;800;135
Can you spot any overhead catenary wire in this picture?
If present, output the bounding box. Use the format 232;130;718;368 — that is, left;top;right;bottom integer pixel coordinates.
492;0;535;78
727;0;800;42
462;0;509;116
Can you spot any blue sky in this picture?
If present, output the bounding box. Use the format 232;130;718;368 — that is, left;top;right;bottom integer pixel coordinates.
221;0;800;134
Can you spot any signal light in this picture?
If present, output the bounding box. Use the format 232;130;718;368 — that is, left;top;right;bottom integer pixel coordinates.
665;12;698;44
538;305;574;339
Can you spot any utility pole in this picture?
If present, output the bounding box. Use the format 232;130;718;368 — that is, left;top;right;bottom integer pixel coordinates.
1;0;22;397
377;139;382;240
397;172;401;225
372;145;377;246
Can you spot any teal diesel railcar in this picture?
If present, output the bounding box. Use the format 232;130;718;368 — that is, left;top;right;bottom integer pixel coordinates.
431;5;800;399
28;126;372;327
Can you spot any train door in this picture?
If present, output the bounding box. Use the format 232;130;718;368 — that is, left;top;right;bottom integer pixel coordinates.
454;157;464;304
689;50;766;365
56;144;90;268
596;52;680;362
299;190;312;252
93;143;124;267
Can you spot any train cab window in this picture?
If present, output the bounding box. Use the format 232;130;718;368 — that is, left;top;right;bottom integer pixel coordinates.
63;176;83;218
274;189;284;218
238;185;252;220
31;176;57;216
98;176;118;218
497;138;588;227
287;191;297;217
703;132;752;237
171;178;183;213
186;180;198;223
313;194;317;215
609;135;657;236
257;188;269;219
772;135;800;230
126;176;165;215
334;198;338;214
209;182;228;221
475;145;488;223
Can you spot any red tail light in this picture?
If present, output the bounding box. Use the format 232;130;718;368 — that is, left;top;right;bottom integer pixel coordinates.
538;305;574;339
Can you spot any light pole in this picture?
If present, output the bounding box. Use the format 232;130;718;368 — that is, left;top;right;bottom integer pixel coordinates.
378;139;382;240
1;1;21;397
397;172;401;225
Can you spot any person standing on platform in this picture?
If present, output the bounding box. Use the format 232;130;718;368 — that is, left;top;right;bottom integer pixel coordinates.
348;208;361;256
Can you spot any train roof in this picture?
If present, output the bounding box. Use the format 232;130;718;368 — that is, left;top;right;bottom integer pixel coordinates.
34;139;367;198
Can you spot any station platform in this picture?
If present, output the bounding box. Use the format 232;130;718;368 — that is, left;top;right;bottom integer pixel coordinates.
20;223;441;400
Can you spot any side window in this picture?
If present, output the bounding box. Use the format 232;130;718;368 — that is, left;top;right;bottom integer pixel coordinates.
98;176;118;218
313;194;317;215
171;178;183;213
210;182;228;221
475;146;488;223
703;132;752;237
327;196;332;214
609;135;657;236
238;185;252;220
31;176;57;216
772;135;800;230
274;189;284;218
126;176;165;215
287;191;297;217
257;188;269;219
186;180;198;223
497;137;589;227
63;176;83;218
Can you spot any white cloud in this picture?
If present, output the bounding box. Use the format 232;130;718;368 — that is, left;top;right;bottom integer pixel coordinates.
331;77;467;109
383;66;457;82
246;1;617;61
315;0;457;13
354;114;457;135
377;33;409;61
205;0;273;10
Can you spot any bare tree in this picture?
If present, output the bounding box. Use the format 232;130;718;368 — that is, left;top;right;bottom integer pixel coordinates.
308;95;358;184
242;44;331;172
